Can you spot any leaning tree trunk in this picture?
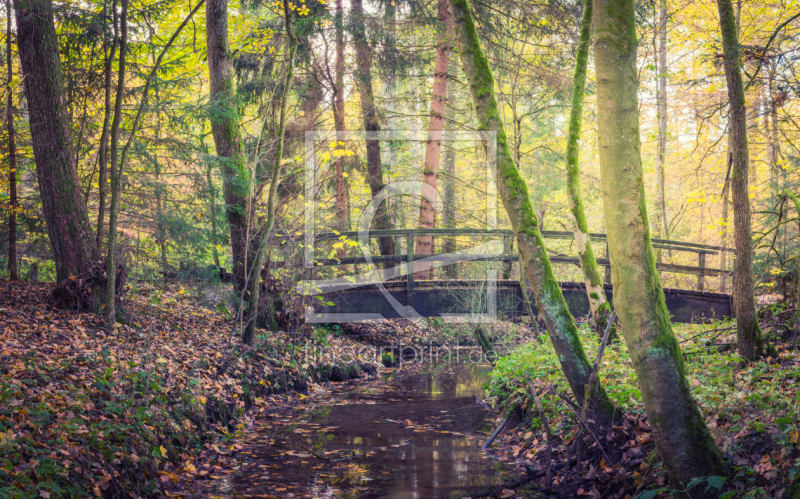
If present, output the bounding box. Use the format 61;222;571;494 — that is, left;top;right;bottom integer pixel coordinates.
451;0;617;426
563;0;614;338
6;0;18;281
352;0;393;260
414;0;455;279
717;0;774;361
13;0;98;283
593;0;725;487
207;0;250;291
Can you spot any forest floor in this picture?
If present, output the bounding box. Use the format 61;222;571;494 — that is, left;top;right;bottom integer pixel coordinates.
483;309;800;498
2;277;800;498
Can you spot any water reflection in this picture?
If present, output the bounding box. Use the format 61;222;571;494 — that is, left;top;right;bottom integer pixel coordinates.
216;363;509;498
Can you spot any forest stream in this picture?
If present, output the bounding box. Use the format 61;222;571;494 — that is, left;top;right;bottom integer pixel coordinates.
209;363;514;498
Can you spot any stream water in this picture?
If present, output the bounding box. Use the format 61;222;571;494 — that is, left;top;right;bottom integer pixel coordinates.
212;363;513;498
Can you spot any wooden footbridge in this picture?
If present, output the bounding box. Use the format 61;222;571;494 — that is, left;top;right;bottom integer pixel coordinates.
290;228;733;323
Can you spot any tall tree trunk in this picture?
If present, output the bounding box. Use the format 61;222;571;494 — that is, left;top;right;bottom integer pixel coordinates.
333;0;347;261
720;156;730;293
352;0;392;259
563;0;614;338
207;0;249;291
243;0;297;345
654;0;669;244
13;0;98;283
6;0;18;281
441;81;457;280
105;0;204;323
717;0;775;361
104;0;128;325
451;0;617;426
414;0;454;279
96;0;118;252
206;162;221;268
593;0;725;486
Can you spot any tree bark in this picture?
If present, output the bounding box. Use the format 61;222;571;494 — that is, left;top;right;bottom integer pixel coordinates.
593;0;725;486
243;0;297;345
96;0;118;253
207;0;249;291
654;0;669;243
717;0;775;361
563;0;614;338
333;0;347;261
104;0;128;324
414;0;454;279
13;0;97;283
6;0;18;280
452;0;617;426
352;0;393;259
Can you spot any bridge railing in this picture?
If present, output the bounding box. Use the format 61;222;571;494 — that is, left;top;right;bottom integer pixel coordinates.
299;228;733;294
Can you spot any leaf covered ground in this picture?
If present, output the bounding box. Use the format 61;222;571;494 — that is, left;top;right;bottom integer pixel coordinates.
0;279;381;498
483;319;800;498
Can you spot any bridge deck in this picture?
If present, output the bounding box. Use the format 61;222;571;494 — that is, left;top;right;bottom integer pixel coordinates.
309;280;732;323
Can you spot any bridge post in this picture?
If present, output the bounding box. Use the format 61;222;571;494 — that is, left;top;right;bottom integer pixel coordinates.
502;233;512;279
697;252;706;291
406;231;414;306
604;243;612;284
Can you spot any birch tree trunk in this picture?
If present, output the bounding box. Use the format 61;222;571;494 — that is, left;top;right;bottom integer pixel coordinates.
563;0;614;338
717;0;775;361
352;0;393;259
14;0;98;284
207;0;249;291
451;0;617;426
593;0;725;485
414;0;454;279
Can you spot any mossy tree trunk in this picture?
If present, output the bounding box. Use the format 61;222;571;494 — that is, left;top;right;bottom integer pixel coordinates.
717;0;774;361
592;0;726;486
242;0;297;345
352;0;393;260
207;0;250;292
14;0;98;284
451;0;617;426
563;0;615;339
414;0;455;280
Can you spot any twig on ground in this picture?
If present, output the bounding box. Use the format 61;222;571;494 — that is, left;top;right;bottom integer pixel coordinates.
525;376;553;487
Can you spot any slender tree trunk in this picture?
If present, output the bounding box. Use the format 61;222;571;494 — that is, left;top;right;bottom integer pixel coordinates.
593;0;725;486
206;163;221;268
414;0;454;279
14;0;97;283
721;156;730;292
655;0;669;243
333;0;347;261
104;0;128;325
6;0;18;280
207;0;249;291
441;81;457;280
563;0;614;338
105;0;204;323
452;0;617;426
352;0;392;259
96;0;117;253
243;0;297;345
717;0;775;361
